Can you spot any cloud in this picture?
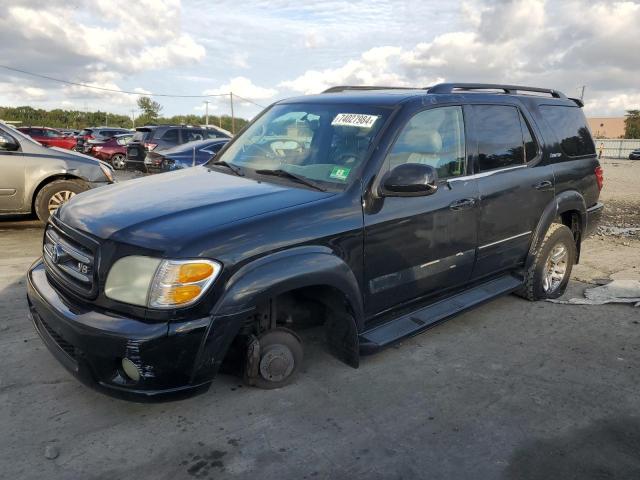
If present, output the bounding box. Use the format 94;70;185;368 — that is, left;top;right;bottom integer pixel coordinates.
279;0;640;115
203;77;277;102
0;0;205;109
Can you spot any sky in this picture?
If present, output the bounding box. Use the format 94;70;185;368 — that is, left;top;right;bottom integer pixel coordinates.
1;0;639;120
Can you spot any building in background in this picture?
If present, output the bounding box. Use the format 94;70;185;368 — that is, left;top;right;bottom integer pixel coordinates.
588;117;625;138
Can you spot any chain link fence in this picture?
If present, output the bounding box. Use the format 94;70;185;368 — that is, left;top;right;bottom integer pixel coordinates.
594;139;640;159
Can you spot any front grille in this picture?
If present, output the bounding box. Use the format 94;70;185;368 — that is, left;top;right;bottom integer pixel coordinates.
43;220;99;298
39;315;77;359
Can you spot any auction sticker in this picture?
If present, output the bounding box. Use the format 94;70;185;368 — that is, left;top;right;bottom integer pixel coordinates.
330;166;351;181
331;113;378;128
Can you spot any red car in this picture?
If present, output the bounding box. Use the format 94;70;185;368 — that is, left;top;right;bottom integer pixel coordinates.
89;133;133;169
17;127;77;150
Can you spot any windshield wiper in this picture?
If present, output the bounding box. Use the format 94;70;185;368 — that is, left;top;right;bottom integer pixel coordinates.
210;160;244;176
255;169;327;192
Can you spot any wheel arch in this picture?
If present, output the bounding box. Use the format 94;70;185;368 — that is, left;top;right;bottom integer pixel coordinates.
527;190;586;268
197;246;364;376
30;174;87;214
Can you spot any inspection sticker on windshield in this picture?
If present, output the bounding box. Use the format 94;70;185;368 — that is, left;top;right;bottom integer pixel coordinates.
330;166;351;181
331;113;378;128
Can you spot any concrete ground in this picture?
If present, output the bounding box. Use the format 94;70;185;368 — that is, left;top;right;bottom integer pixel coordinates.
1;161;639;479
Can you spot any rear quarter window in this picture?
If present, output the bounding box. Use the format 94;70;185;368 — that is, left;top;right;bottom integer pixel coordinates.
539;105;595;157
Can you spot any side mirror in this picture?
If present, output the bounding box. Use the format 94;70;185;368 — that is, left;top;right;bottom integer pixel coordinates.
379;163;438;197
0;133;19;152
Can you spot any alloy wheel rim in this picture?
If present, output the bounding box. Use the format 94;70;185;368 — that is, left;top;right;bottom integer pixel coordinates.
113;155;125;169
47;190;76;214
542;244;568;293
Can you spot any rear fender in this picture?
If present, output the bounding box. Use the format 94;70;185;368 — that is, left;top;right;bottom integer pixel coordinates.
526;190;586;269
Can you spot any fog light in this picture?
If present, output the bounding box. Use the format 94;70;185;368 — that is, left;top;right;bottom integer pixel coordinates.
121;358;141;382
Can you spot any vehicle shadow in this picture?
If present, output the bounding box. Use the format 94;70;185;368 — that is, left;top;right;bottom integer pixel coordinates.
504;417;640;479
0;214;42;229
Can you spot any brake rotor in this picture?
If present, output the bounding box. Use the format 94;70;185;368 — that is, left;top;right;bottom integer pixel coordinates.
259;344;295;382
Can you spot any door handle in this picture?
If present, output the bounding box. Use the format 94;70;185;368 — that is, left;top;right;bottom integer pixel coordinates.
449;198;476;211
533;180;553;190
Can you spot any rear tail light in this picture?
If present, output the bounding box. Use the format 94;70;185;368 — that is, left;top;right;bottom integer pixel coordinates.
144;142;158;151
595;166;604;191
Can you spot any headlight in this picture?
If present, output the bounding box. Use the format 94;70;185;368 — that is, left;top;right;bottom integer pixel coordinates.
105;256;222;308
99;162;114;182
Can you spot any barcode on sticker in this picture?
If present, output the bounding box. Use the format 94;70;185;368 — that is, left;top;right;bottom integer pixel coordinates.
331;113;378;128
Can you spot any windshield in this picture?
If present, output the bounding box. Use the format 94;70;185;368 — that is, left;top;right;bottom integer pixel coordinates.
209;103;389;188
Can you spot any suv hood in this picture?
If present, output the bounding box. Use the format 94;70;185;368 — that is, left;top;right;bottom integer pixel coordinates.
58;166;334;248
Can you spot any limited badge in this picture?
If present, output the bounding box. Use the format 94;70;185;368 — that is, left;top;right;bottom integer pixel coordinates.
329;166;351;181
331;113;378;128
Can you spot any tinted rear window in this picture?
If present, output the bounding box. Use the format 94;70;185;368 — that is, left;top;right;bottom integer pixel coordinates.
133;130;151;142
539;105;595;157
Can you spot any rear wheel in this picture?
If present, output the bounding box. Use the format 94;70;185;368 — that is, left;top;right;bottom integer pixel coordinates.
34;179;88;222
111;153;126;170
516;223;576;301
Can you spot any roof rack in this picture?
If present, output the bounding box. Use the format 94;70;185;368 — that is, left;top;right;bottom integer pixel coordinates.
427;83;567;99
322;86;423;94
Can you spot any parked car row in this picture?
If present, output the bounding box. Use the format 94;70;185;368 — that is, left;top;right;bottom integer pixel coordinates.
126;124;231;171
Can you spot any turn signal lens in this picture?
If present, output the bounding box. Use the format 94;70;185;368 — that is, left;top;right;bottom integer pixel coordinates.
167;285;202;304
148;259;221;309
178;263;214;283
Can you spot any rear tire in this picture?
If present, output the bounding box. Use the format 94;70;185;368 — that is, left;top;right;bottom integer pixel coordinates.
111;153;126;170
516;223;576;301
34;179;88;222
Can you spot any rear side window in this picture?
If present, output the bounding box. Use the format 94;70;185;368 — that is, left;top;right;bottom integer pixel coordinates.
184;129;205;142
133;130;151;142
162;129;180;143
539;105;595;157
474;105;524;171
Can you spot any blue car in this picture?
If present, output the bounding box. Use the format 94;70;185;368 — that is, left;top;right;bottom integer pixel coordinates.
144;138;229;172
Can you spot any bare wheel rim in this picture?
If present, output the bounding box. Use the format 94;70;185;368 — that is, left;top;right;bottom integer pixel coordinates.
47;190;76;214
542;244;568;293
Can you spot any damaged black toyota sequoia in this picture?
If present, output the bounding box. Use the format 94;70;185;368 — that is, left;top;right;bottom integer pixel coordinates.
27;83;604;400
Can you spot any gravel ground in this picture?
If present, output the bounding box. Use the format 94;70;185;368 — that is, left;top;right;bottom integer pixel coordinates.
0;159;638;480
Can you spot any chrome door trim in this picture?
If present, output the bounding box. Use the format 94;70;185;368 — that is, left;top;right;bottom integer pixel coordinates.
479;231;532;250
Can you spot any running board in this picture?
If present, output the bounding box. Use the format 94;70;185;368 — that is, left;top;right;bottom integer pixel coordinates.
359;275;522;354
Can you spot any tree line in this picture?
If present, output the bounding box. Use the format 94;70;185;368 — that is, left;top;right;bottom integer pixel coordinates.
625;110;640;139
0;97;248;133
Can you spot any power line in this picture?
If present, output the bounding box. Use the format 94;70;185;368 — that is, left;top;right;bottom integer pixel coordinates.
0;64;267;107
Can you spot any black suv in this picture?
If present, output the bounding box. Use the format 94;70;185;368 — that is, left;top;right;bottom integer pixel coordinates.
27;83;604;400
126;125;230;170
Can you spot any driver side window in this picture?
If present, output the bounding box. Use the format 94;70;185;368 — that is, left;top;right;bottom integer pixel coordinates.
387;106;466;179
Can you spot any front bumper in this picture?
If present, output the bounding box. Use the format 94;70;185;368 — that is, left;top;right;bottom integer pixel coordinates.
585;202;604;237
26;260;222;401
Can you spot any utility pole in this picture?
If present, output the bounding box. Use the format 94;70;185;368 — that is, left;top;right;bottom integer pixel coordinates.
131;109;136;129
580;85;586;101
105;112;108;126
203;100;210;127
229;92;235;134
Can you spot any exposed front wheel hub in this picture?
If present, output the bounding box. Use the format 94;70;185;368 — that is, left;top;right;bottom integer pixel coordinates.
259;345;295;382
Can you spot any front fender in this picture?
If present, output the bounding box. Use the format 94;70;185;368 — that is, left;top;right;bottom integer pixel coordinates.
216;246;364;327
526;190;586;269
191;246;364;382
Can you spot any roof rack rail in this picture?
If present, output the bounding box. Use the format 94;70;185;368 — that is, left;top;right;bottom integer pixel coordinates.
427;83;567;99
322;86;422;94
